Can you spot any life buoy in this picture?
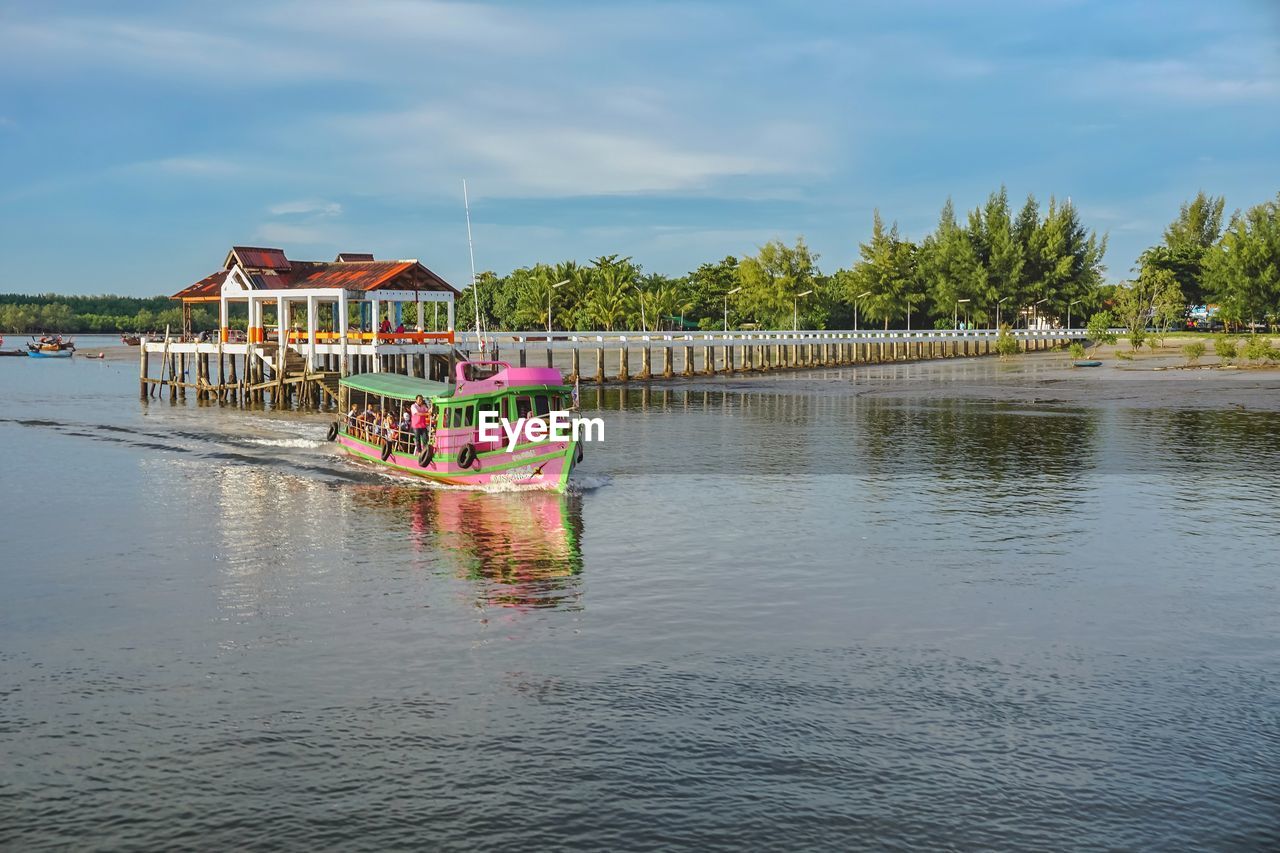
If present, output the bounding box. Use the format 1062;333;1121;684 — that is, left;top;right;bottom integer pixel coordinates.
381;440;394;461
417;446;434;468
457;443;477;469
326;421;339;442
575;442;584;464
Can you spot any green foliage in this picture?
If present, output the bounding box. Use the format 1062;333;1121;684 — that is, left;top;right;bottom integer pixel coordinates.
1116;350;1133;360
1146;337;1160;353
738;238;822;329
0;294;202;333
1086;310;1117;354
1182;341;1206;364
1243;335;1277;364
1138;192;1225;306
1213;335;1238;363
1069;341;1086;359
994;323;1020;358
1203;194;1280;329
848;211;917;329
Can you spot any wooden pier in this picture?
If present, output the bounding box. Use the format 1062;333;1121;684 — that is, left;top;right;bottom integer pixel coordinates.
139;327;1082;410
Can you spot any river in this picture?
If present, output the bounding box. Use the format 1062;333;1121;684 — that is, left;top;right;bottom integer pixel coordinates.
1;336;1277;850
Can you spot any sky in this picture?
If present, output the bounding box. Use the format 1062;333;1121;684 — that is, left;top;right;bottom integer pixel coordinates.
1;0;1278;296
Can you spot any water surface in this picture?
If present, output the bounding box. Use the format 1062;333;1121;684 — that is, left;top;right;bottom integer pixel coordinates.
2;340;1277;850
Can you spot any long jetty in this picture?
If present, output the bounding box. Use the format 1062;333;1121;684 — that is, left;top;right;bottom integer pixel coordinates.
139;327;1083;409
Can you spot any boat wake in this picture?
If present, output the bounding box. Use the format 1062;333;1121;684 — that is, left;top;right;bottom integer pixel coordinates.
0;417;371;484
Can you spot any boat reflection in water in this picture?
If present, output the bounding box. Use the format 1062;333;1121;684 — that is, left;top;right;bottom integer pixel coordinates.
354;486;585;610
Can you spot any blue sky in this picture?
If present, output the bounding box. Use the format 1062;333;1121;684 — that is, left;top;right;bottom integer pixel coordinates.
1;0;1277;296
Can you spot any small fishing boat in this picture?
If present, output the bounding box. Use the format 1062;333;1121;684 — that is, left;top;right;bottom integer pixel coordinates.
1072;360;1103;367
27;348;74;358
121;334;142;346
0;349;26;357
28;335;75;353
330;360;584;491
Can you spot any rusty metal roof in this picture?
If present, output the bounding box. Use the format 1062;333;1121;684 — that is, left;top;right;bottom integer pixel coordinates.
175;255;458;299
225;246;290;271
172;269;228;301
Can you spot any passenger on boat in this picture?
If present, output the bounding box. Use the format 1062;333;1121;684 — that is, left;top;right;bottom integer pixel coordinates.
379;318;392;334
398;409;411;441
346;404;359;435
383;412;399;448
363;404;379;440
410;395;431;452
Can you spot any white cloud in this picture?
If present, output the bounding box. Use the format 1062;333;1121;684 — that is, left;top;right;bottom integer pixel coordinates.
319;89;825;199
255;222;343;244
135;157;243;176
268;200;343;217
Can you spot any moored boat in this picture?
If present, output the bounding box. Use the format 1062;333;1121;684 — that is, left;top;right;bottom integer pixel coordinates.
121;334;142;346
28;335;75;353
27;348;74;358
330;361;584;491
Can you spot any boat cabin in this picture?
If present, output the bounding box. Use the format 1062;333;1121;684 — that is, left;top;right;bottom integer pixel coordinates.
338;361;572;458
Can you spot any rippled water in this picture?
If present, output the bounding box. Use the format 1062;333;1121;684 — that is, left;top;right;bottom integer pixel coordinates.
2;339;1277;850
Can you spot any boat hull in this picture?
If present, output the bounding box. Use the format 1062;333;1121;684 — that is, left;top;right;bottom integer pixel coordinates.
27;350;74;358
336;432;577;491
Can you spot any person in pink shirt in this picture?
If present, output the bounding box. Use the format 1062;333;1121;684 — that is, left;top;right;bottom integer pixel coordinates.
410;394;432;452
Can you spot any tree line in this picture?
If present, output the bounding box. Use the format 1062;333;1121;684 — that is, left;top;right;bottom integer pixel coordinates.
4;188;1278;336
0;294;216;334
468;188;1109;333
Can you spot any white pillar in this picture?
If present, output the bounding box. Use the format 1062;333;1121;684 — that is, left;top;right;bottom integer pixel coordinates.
337;291;349;375
446;297;455;332
306;294;317;370
219;296;229;342
275;295;286;345
370;297;381;372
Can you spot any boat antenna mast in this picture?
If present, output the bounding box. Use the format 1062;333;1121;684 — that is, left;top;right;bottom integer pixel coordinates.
463;178;485;353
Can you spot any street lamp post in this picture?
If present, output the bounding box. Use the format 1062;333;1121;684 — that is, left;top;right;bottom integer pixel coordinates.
1068;299;1082;331
997;296;1010;330
724;286;741;332
855;290;871;332
1033;297;1048;330
547;279;570;333
794;290;813;333
955;298;970;330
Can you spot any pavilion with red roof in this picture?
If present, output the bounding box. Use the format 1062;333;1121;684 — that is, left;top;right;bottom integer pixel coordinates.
172;246;459;372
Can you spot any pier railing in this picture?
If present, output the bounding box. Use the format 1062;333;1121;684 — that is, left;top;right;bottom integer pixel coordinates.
138;326;1084;407
456;327;1086;350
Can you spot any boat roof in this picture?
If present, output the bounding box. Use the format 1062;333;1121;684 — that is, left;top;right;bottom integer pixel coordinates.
339;372;453;400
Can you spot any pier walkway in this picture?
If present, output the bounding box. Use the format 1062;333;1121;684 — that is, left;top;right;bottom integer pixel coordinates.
139;327;1084;408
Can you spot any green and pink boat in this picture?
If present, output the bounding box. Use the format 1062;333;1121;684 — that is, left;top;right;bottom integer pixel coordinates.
329;361;583;491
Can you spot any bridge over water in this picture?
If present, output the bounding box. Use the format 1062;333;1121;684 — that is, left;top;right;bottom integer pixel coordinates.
139;327;1086;408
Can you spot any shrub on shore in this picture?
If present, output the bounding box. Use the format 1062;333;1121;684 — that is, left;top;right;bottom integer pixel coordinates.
1243;335;1278;364
1214;335;1238;364
1183;341;1206;365
1069;342;1085;359
995;324;1020;358
1086;310;1117;356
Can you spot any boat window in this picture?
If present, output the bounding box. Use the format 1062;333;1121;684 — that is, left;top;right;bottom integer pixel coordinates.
477;399;502;429
534;394;551;416
463;405;475;427
514;395;533;419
